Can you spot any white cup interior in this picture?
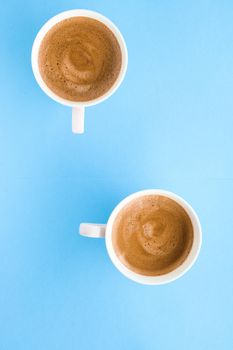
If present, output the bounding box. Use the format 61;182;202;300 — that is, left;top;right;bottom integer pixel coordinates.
31;9;128;107
105;190;202;285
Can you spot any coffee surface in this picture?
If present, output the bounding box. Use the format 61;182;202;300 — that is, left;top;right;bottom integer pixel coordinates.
112;195;194;276
38;17;122;101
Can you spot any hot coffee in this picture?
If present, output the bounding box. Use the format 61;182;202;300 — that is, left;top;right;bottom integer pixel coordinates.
38;17;122;102
112;195;194;276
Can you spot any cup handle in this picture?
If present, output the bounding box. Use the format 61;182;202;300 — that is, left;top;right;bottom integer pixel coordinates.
72;106;85;134
79;223;106;238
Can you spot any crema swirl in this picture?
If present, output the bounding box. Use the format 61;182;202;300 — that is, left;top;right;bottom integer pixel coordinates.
38;17;122;101
112;195;194;276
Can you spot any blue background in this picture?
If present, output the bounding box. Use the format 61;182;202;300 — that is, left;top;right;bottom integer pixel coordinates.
1;0;233;349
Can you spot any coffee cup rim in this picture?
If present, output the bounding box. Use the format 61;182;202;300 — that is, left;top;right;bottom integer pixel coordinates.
31;9;128;107
105;189;202;285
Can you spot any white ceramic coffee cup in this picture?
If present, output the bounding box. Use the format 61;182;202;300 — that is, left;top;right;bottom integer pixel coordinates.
31;9;128;134
80;189;202;285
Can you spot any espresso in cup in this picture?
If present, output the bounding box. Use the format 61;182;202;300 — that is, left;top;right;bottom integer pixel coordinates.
112;195;194;276
38;17;122;102
80;189;201;284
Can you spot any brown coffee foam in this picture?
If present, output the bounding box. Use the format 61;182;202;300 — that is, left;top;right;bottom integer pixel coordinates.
112;195;194;276
38;17;122;101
